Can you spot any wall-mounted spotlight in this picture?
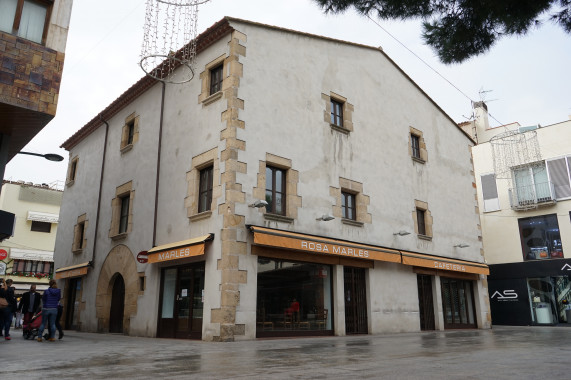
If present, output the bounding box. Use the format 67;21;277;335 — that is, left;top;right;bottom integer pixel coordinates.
393;231;411;236
316;214;335;222
249;200;268;208
454;244;470;248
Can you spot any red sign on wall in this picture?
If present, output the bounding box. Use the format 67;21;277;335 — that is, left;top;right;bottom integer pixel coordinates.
0;249;7;261
137;251;148;264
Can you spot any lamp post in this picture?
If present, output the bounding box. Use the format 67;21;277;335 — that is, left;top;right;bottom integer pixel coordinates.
18;151;64;162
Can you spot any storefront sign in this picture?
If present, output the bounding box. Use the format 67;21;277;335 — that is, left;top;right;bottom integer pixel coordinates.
401;251;489;275
55;262;91;280
137;251;148;264
562;264;571;271
148;244;204;263
490;290;519;301
0;249;7;260
147;234;214;264
56;266;88;279
250;226;400;263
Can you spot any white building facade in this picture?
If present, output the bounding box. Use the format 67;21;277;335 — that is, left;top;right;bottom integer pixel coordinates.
470;102;571;325
54;18;490;341
0;181;62;294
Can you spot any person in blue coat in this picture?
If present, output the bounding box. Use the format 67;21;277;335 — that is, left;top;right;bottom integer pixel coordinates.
37;279;61;342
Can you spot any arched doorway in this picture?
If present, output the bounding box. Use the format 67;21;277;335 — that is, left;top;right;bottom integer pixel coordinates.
109;274;125;333
96;244;139;334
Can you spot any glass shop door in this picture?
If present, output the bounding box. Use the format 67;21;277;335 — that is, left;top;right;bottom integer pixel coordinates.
158;263;205;339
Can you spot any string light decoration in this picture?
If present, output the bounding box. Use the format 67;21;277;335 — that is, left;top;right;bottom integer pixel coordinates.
140;0;211;84
489;129;543;180
490;129;546;210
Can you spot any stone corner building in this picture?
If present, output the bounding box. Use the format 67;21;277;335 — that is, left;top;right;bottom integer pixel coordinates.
54;17;490;342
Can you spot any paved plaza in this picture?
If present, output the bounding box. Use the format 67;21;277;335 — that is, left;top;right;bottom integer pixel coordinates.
2;326;570;379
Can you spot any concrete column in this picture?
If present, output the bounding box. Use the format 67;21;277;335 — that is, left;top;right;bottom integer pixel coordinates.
333;264;346;336
433;275;444;331
473;276;491;329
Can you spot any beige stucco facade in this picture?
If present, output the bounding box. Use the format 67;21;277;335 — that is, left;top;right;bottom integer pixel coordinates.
471;105;571;265
0;181;62;293
54;18;490;341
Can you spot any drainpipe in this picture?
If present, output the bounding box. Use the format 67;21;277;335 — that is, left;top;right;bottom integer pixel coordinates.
92;115;110;265
153;82;166;247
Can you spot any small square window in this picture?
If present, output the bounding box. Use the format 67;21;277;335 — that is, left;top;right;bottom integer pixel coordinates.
198;166;213;213
341;191;356;220
31;220;51;233
411;134;421;159
210;64;223;95
330;99;344;127
417;209;426;236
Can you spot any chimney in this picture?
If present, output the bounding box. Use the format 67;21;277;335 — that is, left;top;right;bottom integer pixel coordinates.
473;101;490;143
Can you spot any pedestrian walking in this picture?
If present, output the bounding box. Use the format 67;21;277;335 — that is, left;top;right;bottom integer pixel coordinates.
18;284;41;329
0;278;17;340
37;280;61;342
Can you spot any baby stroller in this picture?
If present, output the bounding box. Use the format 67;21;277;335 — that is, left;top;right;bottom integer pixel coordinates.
22;310;43;340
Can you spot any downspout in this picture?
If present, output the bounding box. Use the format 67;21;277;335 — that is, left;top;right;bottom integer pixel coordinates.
92;115;109;266
153;82;166;247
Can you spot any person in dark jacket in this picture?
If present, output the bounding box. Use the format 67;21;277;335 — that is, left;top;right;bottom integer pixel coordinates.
37;279;61;342
18;284;41;328
0;278;17;340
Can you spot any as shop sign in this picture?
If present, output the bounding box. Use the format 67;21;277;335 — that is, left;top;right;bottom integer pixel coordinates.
490;290;519;302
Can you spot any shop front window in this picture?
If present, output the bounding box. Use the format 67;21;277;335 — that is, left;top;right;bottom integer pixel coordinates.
527;277;558;324
528;277;571;324
256;257;332;336
518;214;563;261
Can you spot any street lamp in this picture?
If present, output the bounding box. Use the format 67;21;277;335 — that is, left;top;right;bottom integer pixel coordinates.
18;151;64;162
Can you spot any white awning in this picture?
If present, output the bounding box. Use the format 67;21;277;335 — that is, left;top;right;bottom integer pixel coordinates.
9;248;54;262
27;211;60;224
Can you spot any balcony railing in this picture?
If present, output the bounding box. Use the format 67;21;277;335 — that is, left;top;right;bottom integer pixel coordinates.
508;181;556;210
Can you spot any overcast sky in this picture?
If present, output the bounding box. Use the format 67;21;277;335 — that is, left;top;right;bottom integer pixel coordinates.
5;0;571;186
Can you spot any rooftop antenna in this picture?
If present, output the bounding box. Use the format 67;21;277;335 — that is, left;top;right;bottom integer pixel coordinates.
140;0;211;84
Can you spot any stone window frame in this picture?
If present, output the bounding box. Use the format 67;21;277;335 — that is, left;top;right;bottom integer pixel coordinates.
330;178;371;227
198;54;226;106
413;200;433;240
185;148;220;222
322;92;354;134
72;213;88;253
66;155;79;186
120;112;140;153
253;153;301;223
109;181;135;240
409;127;428;163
